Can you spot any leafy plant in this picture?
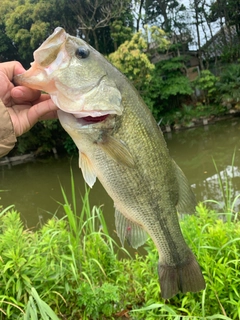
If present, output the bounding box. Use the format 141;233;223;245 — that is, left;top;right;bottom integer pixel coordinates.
215;63;240;109
193;69;219;105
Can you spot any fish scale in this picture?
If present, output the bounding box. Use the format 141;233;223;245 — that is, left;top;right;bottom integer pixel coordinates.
14;27;205;299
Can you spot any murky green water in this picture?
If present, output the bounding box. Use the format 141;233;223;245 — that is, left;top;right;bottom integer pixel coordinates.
1;117;240;234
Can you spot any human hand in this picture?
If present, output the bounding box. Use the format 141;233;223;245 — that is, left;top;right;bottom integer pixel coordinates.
0;61;58;137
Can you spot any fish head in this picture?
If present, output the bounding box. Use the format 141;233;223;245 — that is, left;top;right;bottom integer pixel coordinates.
14;27;123;118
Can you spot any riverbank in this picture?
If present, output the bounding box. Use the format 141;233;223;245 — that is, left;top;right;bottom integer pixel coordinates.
161;108;240;133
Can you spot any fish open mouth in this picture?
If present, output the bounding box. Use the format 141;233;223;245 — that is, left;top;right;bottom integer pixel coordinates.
81;114;109;123
75;114;109;125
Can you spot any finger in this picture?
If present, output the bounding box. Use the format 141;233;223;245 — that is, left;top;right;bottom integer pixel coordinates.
0;61;26;80
39;110;59;121
34;93;54;103
11;86;41;103
28;98;59;125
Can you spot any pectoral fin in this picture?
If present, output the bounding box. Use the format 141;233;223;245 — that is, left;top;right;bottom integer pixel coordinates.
97;136;135;168
115;209;148;249
172;159;197;214
79;152;96;188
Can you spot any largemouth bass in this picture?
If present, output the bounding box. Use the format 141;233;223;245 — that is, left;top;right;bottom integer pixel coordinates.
15;27;205;299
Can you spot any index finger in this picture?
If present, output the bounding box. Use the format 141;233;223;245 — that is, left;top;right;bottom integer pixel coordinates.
0;61;26;81
11;86;41;104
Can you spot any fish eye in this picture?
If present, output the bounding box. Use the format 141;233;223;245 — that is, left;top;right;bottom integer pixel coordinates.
75;47;90;59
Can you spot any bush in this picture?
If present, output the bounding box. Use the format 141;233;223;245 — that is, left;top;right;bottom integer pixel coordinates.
215;63;240;109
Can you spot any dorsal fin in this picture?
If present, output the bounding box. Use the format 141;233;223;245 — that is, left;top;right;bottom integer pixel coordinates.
172;159;196;214
115;209;148;249
79;152;96;188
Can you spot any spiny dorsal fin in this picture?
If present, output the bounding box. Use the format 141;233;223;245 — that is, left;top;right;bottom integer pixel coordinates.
115;209;148;249
172;159;197;215
97;136;135;168
79;152;96;188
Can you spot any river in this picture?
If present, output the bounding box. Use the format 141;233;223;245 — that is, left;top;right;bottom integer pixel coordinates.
1;117;240;235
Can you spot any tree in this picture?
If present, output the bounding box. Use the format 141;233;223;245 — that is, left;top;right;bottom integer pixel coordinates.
144;0;192;60
209;0;240;61
132;0;145;32
189;0;205;70
110;20;133;51
108;25;169;91
108;26;193;121
144;0;188;33
0;0;78;66
0;0;134;64
0;23;19;62
68;0;131;52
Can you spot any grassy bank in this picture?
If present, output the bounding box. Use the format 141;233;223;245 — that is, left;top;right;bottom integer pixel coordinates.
0;176;239;319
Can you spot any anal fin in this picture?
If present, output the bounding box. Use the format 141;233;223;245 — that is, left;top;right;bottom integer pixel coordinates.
115;209;148;249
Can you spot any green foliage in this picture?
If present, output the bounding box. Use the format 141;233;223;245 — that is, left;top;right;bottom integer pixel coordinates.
142;24;170;51
110;19;133;50
158;65;193;99
108;29;194;121
0;175;122;318
108;25;170;90
0;0;132;65
193;70;219;104
76;282;119;319
108;29;155;90
24;287;59;320
2;0;74;65
14;120;77;156
146;57;193;120
163;103;226;127
215;63;240;108
0;23;19;62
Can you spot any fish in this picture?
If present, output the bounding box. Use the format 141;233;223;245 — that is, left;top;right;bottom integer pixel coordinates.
14;27;205;299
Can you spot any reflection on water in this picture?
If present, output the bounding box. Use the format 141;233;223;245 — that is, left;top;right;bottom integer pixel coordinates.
165;117;240;210
193;165;240;211
1;117;240;233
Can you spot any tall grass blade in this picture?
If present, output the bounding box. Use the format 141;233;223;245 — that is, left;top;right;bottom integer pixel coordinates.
30;287;59;320
131;303;177;314
0;205;15;217
70;167;77;215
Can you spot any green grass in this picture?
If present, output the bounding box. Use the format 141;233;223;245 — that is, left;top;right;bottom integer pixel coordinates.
0;170;239;319
205;150;240;223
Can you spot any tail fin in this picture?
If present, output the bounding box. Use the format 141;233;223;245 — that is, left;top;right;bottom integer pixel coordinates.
158;253;205;299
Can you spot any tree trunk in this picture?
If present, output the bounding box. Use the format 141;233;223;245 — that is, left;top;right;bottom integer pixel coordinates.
136;0;144;32
92;29;99;51
193;0;204;70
